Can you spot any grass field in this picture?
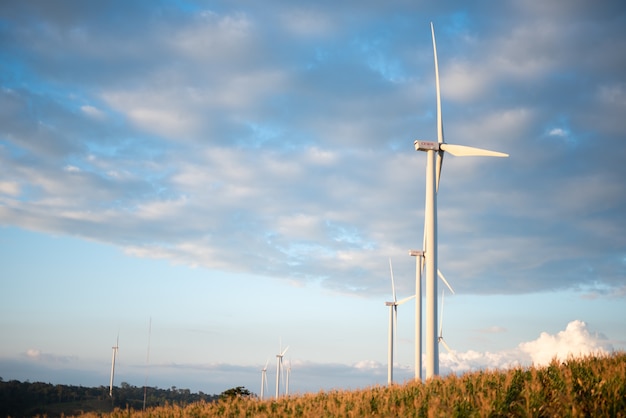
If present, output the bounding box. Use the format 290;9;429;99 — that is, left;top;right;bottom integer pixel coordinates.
74;352;625;417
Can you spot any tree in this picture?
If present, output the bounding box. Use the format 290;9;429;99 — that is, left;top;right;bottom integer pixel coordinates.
219;386;253;401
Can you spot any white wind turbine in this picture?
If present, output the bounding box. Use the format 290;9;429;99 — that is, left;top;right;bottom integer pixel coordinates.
414;22;508;380
109;333;119;397
260;359;269;399
385;258;415;385
275;345;289;399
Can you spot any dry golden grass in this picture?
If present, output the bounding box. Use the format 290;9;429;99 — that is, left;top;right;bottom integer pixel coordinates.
74;352;626;417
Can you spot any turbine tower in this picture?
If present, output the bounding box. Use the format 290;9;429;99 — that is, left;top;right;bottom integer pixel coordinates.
260;359;269;399
385;258;415;385
414;22;508;379
409;249;424;381
409;250;454;380
275;345;289;398
109;334;119;397
285;360;292;396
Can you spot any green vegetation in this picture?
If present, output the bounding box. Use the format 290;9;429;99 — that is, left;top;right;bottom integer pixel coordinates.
0;379;217;417
3;352;625;417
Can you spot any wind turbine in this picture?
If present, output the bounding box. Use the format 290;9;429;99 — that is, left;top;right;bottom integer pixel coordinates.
385;258;415;385
275;345;289;398
414;22;508;380
143;317;152;411
109;334;119;398
260;359;269;399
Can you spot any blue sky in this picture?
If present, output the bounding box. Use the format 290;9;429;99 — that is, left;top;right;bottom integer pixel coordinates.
1;0;625;395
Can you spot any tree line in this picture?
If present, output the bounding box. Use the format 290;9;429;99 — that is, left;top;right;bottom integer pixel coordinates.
0;377;220;417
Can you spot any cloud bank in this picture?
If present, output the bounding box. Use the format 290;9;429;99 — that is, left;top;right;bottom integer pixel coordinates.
440;320;614;376
0;1;625;298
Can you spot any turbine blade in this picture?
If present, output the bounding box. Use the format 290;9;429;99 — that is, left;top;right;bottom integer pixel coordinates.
396;294;416;305
281;346;290;356
393;306;398;335
280;356;284;393
389;258;397;303
440;337;453;353
431;22;443;145
440;143;509;158
431;22;445;192
438;290;455;355
436;150;444;193
437;269;455;294
439;289;445;338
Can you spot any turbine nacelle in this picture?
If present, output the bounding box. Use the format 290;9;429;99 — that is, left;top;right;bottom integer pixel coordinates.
414;140;440;152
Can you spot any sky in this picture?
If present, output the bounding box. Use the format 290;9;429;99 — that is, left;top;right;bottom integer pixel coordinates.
1;0;625;396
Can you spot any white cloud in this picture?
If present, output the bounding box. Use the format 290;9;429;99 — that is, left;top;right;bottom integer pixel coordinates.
0;181;20;196
80;105;106;120
22;349;77;364
440;349;522;374
440;320;613;375
518;320;612;366
279;8;335;38
548;127;567;137
442;60;488;102
26;349;42;359
305;147;338;166
174;11;253;59
64;164;81;172
353;360;382;370
479;326;507;334
597;83;626;107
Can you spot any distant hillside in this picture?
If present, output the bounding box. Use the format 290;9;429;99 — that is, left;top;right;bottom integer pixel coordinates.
0;379;218;417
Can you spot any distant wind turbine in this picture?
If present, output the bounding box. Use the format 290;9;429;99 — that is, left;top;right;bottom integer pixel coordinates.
260;359;269;399
143;317;152;411
385;258;415;385
414;22;508;380
275;345;289;398
109;333;119;398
